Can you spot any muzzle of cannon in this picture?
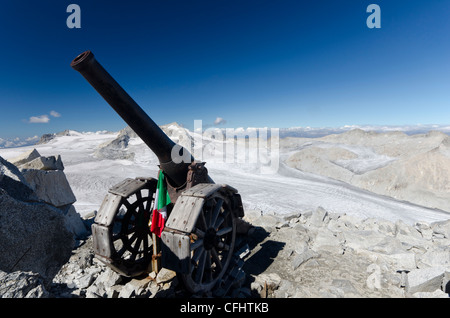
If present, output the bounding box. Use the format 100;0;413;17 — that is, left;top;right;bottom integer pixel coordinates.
71;51;246;294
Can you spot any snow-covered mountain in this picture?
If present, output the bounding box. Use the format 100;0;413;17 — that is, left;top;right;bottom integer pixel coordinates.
0;125;449;226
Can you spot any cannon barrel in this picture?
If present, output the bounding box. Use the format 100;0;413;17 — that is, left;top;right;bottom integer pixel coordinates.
71;51;193;187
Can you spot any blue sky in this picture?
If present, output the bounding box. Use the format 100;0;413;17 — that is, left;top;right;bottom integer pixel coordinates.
0;0;449;139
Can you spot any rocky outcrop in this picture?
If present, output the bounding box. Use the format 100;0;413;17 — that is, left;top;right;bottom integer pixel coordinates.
0;156;35;202
3;207;444;299
0;150;89;292
243;208;450;298
9;149;87;239
36;133;56;145
0;270;50;298
94;134;135;160
0;190;74;286
21;169;76;208
7;148;41;167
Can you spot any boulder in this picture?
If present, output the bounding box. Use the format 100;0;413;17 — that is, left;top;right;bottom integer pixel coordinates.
0;270;49;298
311;229;344;254
21;169;76;208
6;151;86;239
431;219;450;239
308;206;329;227
63;205;89;239
405;267;447;294
359;250;417;271
118;277;152;298
343;230;387;251
94;267;122;289
417;246;450;268
156;268;177;284
254;272;282;294
19;155;64;171
8;149;40;167
0;156;35;202
0;192;74;284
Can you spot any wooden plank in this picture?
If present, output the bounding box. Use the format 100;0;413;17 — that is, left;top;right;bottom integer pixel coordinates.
92;223;113;258
109;178;147;197
95;193;122;226
161;231;191;273
165;196;205;233
182;183;222;198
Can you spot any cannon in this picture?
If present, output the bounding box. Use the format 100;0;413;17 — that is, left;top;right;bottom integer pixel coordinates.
71;51;248;294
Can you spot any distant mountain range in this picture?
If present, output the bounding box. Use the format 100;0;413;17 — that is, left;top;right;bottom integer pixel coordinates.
2;124;450;149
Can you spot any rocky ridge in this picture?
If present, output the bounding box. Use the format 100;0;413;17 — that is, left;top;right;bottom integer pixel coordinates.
3;206;448;298
0;149;90;295
285;130;450;213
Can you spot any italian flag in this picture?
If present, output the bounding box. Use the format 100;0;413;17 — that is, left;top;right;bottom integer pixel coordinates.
150;170;171;237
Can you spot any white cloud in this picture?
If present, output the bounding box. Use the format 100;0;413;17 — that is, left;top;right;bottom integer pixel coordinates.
27;110;60;124
26;135;39;142
214;117;226;125
28;115;50;123
50;110;61;117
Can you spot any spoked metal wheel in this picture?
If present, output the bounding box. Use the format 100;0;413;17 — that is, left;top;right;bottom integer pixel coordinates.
92;178;157;277
181;191;236;294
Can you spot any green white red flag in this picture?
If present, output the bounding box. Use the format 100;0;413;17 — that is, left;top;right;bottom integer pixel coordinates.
150;170;171;237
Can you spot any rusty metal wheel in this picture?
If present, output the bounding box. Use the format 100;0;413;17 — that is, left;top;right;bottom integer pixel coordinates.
181;192;236;294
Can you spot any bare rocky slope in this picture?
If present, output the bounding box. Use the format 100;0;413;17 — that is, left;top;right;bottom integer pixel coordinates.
285;129;450;212
2;206;449;298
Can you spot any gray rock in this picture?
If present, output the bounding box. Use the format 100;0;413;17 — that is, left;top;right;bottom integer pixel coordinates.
406;267;447;294
248;213;279;230
343;230;391;251
443;271;450;293
395;220;422;239
292;249;319;270
417;246;450;268
431;219;450;239
36;133;56;145
118;277;152;298
0;270;49;298
77;273;95;289
0;192;74;284
6;200;444;299
415;222;433;240
94;134;135;160
94;267;122;288
273;279;296;298
63;205;89;239
331;279;359;295
308;206;329;227
156;268;177;284
254;273;281;291
311;229;344;254
21;169;76;207
19;156;58;171
0;156;35;202
8;149;41;166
